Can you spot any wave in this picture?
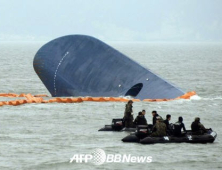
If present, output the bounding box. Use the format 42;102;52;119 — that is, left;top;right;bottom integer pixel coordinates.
190;95;222;101
190;95;202;100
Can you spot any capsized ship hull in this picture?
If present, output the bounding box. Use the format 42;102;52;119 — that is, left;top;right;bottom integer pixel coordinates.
33;35;185;100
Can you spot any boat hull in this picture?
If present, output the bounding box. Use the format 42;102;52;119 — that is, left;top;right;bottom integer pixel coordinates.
33;35;185;99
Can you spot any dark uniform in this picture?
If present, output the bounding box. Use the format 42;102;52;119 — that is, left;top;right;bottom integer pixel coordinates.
134;115;147;126
191;118;207;135
164;119;172;135
164;119;170;129
124;103;134;128
151;118;166;137
174;121;186;136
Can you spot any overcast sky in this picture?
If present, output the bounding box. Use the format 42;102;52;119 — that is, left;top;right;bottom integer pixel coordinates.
0;0;222;41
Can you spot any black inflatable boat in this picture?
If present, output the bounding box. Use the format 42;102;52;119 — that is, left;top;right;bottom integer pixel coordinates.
98;118;136;132
122;125;217;144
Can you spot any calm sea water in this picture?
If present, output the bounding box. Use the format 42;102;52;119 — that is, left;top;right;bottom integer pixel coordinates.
0;41;221;170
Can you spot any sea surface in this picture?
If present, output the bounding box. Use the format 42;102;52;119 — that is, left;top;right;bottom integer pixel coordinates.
0;41;221;170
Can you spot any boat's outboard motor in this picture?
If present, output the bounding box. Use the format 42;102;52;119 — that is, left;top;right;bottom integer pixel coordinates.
135;125;151;139
112;119;124;131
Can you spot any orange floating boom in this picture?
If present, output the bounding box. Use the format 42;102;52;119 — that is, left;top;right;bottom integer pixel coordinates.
0;91;197;107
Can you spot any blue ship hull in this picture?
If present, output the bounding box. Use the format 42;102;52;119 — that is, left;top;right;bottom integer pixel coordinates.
33;35;185;100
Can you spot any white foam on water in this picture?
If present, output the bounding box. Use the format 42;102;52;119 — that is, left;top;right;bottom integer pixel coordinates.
190;95;202;100
201;96;222;101
119;95;134;99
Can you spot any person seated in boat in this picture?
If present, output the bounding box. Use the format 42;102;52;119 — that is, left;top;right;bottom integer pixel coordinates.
152;110;160;125
150;116;166;137
191;117;207;135
134;110;148;126
123;100;134;128
164;114;172;135
174;117;186;136
142;110;146;118
164;114;171;129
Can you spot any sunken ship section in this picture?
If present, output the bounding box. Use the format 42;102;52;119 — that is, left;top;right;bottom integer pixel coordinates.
33;35;185;100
